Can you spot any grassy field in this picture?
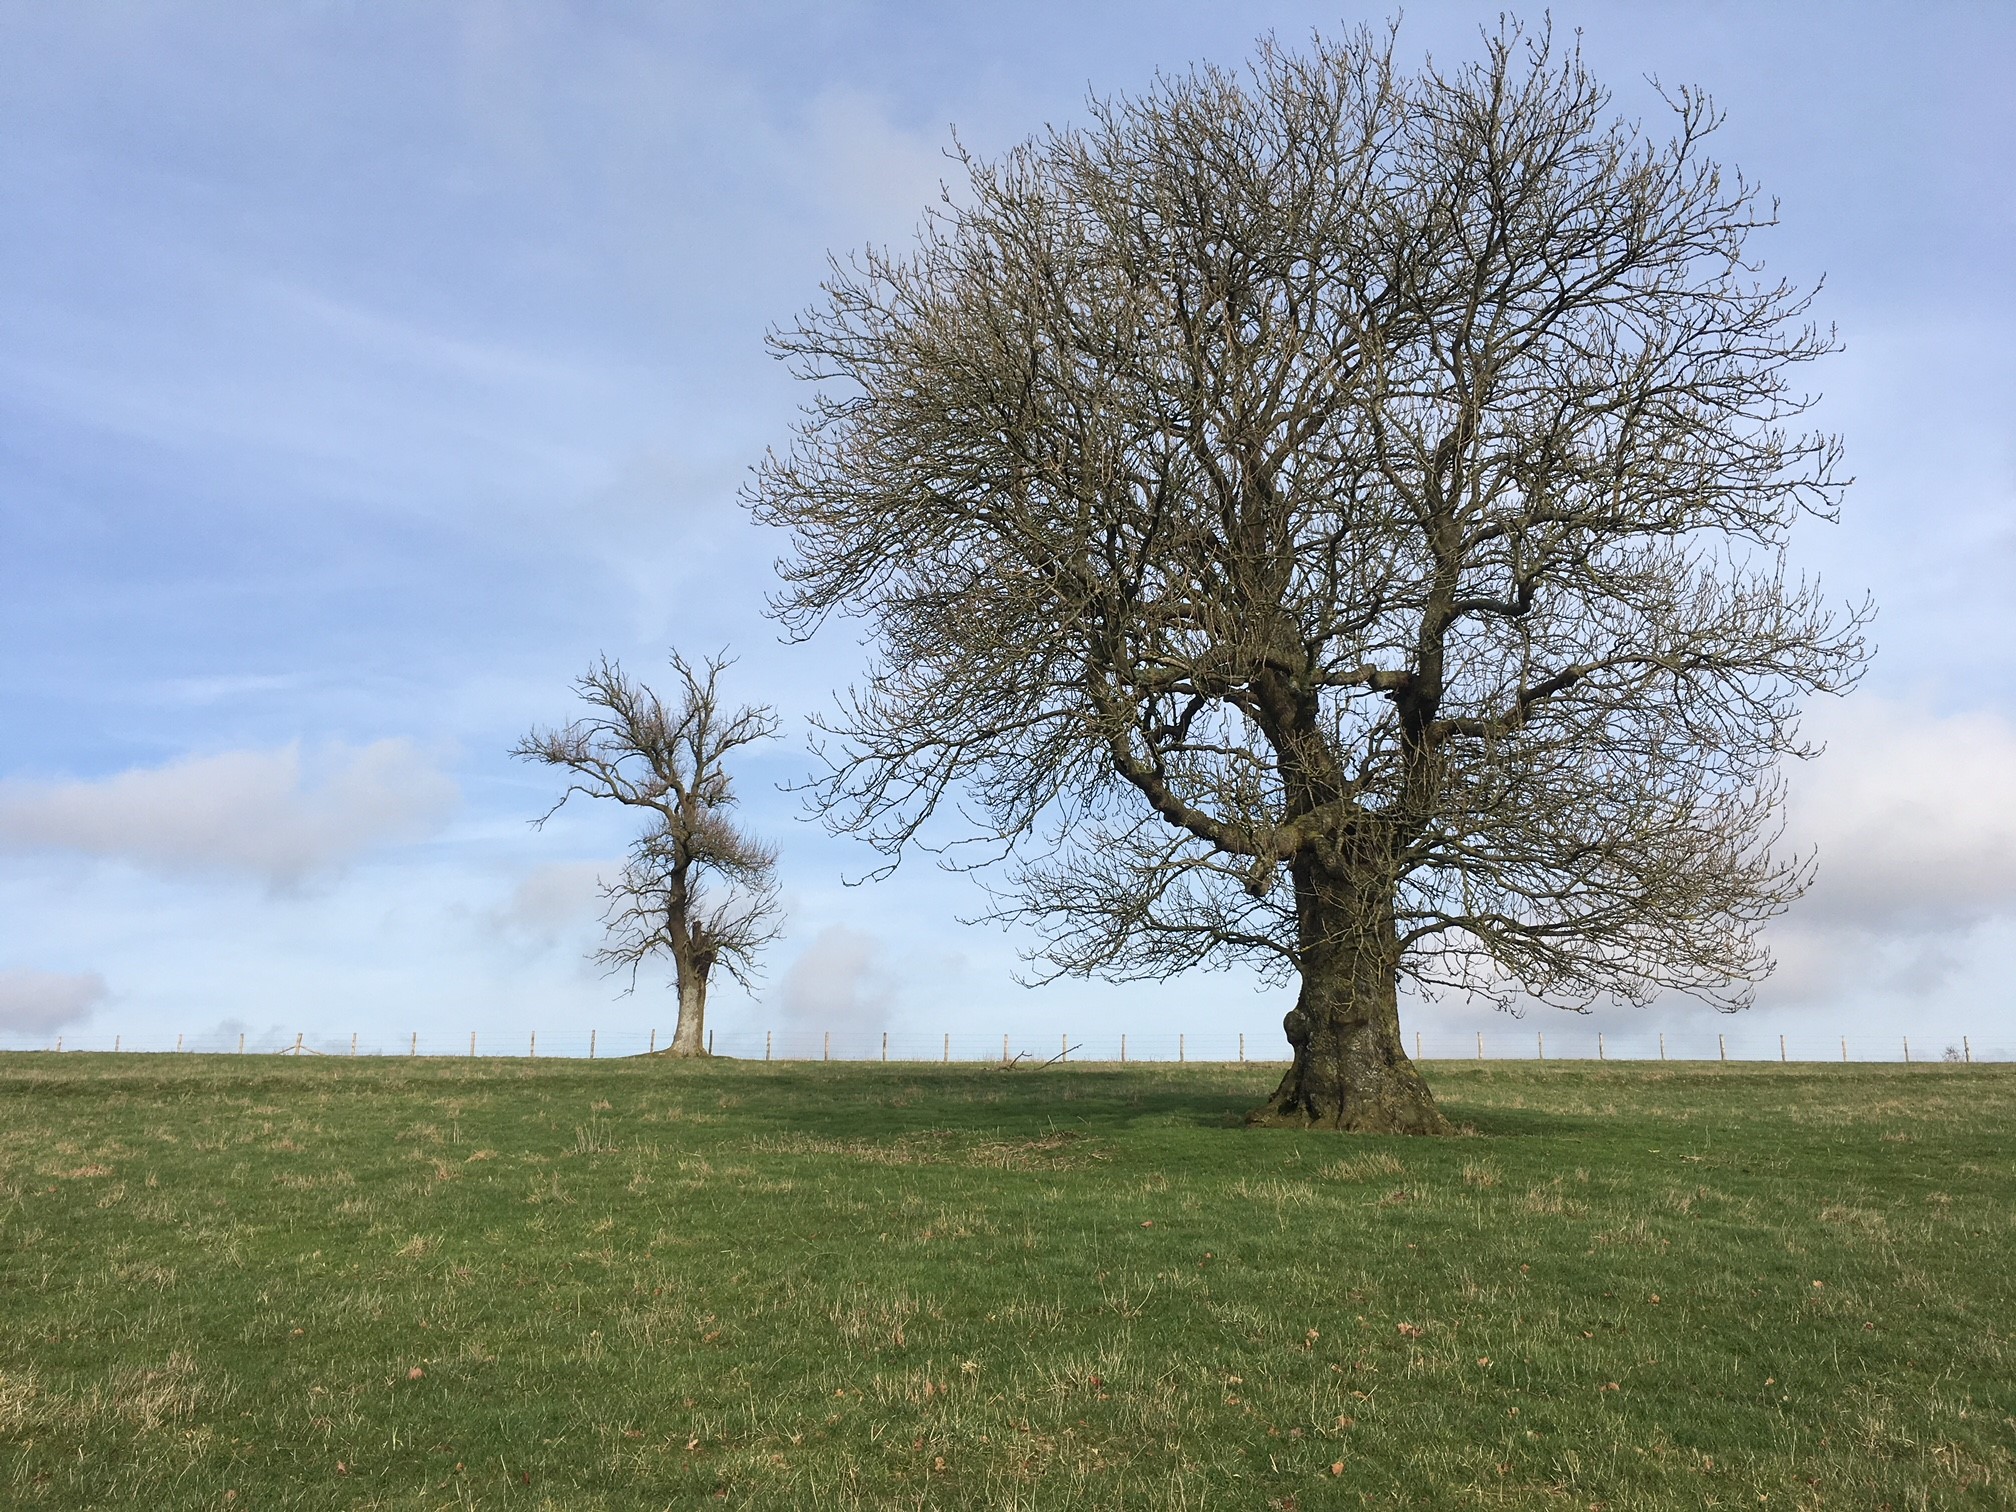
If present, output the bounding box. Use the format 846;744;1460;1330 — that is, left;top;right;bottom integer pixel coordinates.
0;1054;2010;1509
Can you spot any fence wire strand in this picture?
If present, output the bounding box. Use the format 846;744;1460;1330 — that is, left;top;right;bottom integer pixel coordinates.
17;1027;2010;1064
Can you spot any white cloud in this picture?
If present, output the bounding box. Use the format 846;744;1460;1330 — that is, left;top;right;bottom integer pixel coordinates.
1764;697;2016;1001
0;741;458;887
0;969;108;1034
773;924;897;1029
1790;699;2016;925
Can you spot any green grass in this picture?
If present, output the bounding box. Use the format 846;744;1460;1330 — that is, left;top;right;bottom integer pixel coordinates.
1;1054;2011;1509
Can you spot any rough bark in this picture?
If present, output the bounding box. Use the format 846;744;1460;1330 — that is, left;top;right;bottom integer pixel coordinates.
1248;859;1448;1133
664;959;710;1058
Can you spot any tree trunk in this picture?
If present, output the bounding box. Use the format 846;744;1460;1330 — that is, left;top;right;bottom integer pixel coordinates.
664;959;710;1058
1248;860;1448;1134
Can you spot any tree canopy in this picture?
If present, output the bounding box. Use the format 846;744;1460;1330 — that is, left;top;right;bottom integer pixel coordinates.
749;22;1868;1129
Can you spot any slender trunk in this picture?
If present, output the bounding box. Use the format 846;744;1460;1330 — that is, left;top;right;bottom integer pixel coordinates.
665;954;710;1058
1249;856;1447;1134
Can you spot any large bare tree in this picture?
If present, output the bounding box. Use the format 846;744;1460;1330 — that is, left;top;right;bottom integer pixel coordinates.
515;654;780;1058
749;24;1868;1130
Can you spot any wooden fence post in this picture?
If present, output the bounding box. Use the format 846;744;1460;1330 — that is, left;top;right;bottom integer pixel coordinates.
1121;1034;1127;1064
1964;1036;1972;1064
1779;1034;1786;1063
708;1030;714;1055
409;1031;417;1057
825;1031;832;1062
1179;1033;1186;1063
1902;1036;1910;1064
1598;1032;1605;1061
177;1033;184;1053
1476;1031;1483;1060
469;1031;476;1058
649;1028;656;1054
1840;1036;1847;1062
238;1033;245;1054
1658;1032;1666;1061
529;1031;536;1058
1537;1032;1544;1061
943;1032;949;1063
765;1029;772;1062
1002;1033;1009;1064
883;1031;889;1062
350;1033;357;1057
590;1029;596;1060
1718;1033;1726;1062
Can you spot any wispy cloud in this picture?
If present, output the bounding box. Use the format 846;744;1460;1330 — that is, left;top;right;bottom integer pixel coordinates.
487;859;609;947
0;741;457;887
796;88;955;241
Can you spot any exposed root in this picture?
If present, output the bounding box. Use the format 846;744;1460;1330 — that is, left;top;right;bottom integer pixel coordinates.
1245;1093;1451;1136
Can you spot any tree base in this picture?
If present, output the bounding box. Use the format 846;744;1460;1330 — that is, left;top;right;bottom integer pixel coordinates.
1245;1093;1450;1135
645;1045;712;1060
1247;1024;1451;1134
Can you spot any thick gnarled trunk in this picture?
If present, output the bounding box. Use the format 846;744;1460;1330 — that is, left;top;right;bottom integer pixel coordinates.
1249;861;1447;1134
661;958;711;1058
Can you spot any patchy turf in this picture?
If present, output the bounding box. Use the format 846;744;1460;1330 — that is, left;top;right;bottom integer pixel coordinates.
0;1053;2010;1508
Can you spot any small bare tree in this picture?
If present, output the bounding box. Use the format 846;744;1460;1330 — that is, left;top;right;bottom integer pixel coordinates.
749;23;1869;1130
514;654;780;1057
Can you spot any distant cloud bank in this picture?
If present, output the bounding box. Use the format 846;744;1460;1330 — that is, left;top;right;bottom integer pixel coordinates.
0;969;107;1033
1767;698;2016;1001
0;740;457;887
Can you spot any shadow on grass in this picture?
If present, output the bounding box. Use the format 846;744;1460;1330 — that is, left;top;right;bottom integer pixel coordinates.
1434;1101;1610;1140
0;1052;1620;1142
673;1061;1274;1139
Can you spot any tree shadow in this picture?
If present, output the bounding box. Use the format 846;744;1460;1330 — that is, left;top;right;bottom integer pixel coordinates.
656;1060;1276;1139
1434;1103;1607;1139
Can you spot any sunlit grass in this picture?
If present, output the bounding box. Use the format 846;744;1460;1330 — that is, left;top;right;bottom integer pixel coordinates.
1;1054;2010;1507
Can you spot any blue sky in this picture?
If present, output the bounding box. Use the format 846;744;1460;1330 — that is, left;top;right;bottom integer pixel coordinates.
3;2;2013;1061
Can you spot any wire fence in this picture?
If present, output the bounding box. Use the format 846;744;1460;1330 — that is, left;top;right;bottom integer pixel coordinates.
17;1024;2012;1064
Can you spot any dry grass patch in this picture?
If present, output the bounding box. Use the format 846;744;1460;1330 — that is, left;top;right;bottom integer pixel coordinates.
1317;1151;1406;1182
112;1352;208;1433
